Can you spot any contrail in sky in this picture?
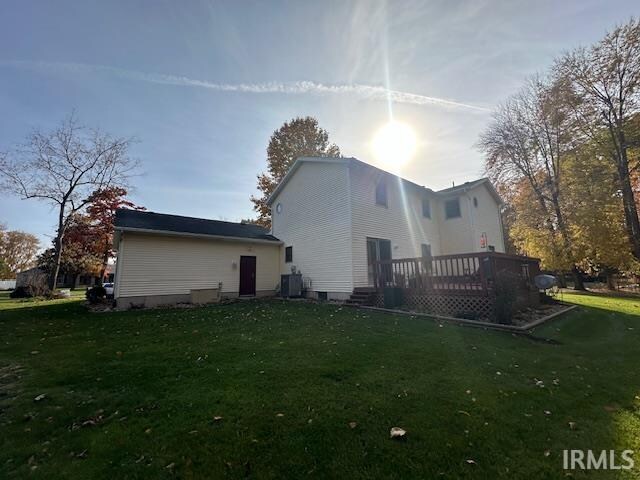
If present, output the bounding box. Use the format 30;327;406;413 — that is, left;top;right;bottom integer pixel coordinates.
0;60;490;112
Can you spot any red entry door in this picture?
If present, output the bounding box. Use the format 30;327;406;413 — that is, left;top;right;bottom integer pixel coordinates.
239;256;256;296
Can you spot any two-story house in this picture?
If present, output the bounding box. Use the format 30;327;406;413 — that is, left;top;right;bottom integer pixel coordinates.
268;157;505;300
113;156;506;308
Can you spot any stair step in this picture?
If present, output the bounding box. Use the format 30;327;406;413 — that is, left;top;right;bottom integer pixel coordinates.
353;287;376;294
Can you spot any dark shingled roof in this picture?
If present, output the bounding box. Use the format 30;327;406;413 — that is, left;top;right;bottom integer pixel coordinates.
114;209;280;242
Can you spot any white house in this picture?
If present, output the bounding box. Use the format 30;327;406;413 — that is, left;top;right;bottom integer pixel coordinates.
268;157;505;300
113;156;505;307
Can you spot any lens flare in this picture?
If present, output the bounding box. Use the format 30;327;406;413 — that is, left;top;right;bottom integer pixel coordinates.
371;121;417;168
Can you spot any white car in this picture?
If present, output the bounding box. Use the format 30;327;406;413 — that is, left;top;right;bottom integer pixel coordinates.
103;283;114;297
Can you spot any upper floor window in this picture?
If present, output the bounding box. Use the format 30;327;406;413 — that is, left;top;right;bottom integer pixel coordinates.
473;197;478;208
375;180;387;207
422;196;431;219
444;198;461;219
285;246;293;263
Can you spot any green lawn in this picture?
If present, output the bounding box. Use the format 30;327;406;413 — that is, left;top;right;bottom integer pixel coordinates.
1;291;639;479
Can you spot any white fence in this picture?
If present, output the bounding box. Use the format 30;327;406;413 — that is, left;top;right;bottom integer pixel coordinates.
0;280;16;290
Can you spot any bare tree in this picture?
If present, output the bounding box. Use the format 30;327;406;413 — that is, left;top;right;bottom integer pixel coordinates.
479;75;586;288
0;113;138;290
555;18;640;259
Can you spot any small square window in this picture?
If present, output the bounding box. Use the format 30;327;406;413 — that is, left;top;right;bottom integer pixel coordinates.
285;246;293;263
375;180;387;207
445;198;461;219
421;243;432;258
473;197;478;208
422;196;431;218
317;291;328;301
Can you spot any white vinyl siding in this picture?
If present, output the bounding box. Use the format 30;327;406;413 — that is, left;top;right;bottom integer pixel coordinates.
115;233;280;297
436;184;505;254
468;185;506;252
270;160;353;293
436;194;474;254
348;162;441;287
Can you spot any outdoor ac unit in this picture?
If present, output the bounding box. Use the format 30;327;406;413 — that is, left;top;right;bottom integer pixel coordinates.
281;273;302;298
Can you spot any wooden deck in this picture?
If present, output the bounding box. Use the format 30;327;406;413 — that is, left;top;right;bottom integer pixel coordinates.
372;252;541;296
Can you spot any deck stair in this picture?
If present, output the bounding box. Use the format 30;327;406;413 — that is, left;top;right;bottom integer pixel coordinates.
345;287;376;306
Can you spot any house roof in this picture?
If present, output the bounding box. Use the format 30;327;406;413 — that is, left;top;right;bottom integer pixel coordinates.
114;209;280;243
266;156;502;205
435;178;503;205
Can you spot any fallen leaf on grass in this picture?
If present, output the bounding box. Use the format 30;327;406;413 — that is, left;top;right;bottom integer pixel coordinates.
390;427;406;439
466;459;476;465
568;421;577;430
34;394;46;402
213;416;223;422
348;421;357;429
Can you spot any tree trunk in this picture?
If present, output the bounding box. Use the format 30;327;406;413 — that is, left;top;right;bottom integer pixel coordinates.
605;270;617;291
50;233;63;291
551;187;586;291
98;247;110;286
572;266;586;291
49;205;67;291
617;155;640;260
556;272;567;288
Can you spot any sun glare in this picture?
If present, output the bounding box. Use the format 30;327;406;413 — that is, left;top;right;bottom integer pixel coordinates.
371;121;417;168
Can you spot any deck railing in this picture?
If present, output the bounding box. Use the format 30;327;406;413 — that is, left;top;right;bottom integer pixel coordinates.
373;252;540;296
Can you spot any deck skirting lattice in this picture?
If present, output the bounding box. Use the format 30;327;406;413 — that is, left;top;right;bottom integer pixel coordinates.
372;292;495;319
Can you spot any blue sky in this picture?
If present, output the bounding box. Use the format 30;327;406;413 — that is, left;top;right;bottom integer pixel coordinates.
0;0;637;244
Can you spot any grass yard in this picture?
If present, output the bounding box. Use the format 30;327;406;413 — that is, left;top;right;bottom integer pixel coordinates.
1;291;639;479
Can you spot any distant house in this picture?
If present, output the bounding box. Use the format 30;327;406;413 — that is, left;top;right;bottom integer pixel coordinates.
15;267;47;290
113;156;526;313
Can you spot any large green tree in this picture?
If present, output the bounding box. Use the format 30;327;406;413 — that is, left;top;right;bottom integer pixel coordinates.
250;117;340;228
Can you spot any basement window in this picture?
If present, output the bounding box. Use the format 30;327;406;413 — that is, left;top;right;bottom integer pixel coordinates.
317;291;328;301
444;198;461;219
285;246;293;263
